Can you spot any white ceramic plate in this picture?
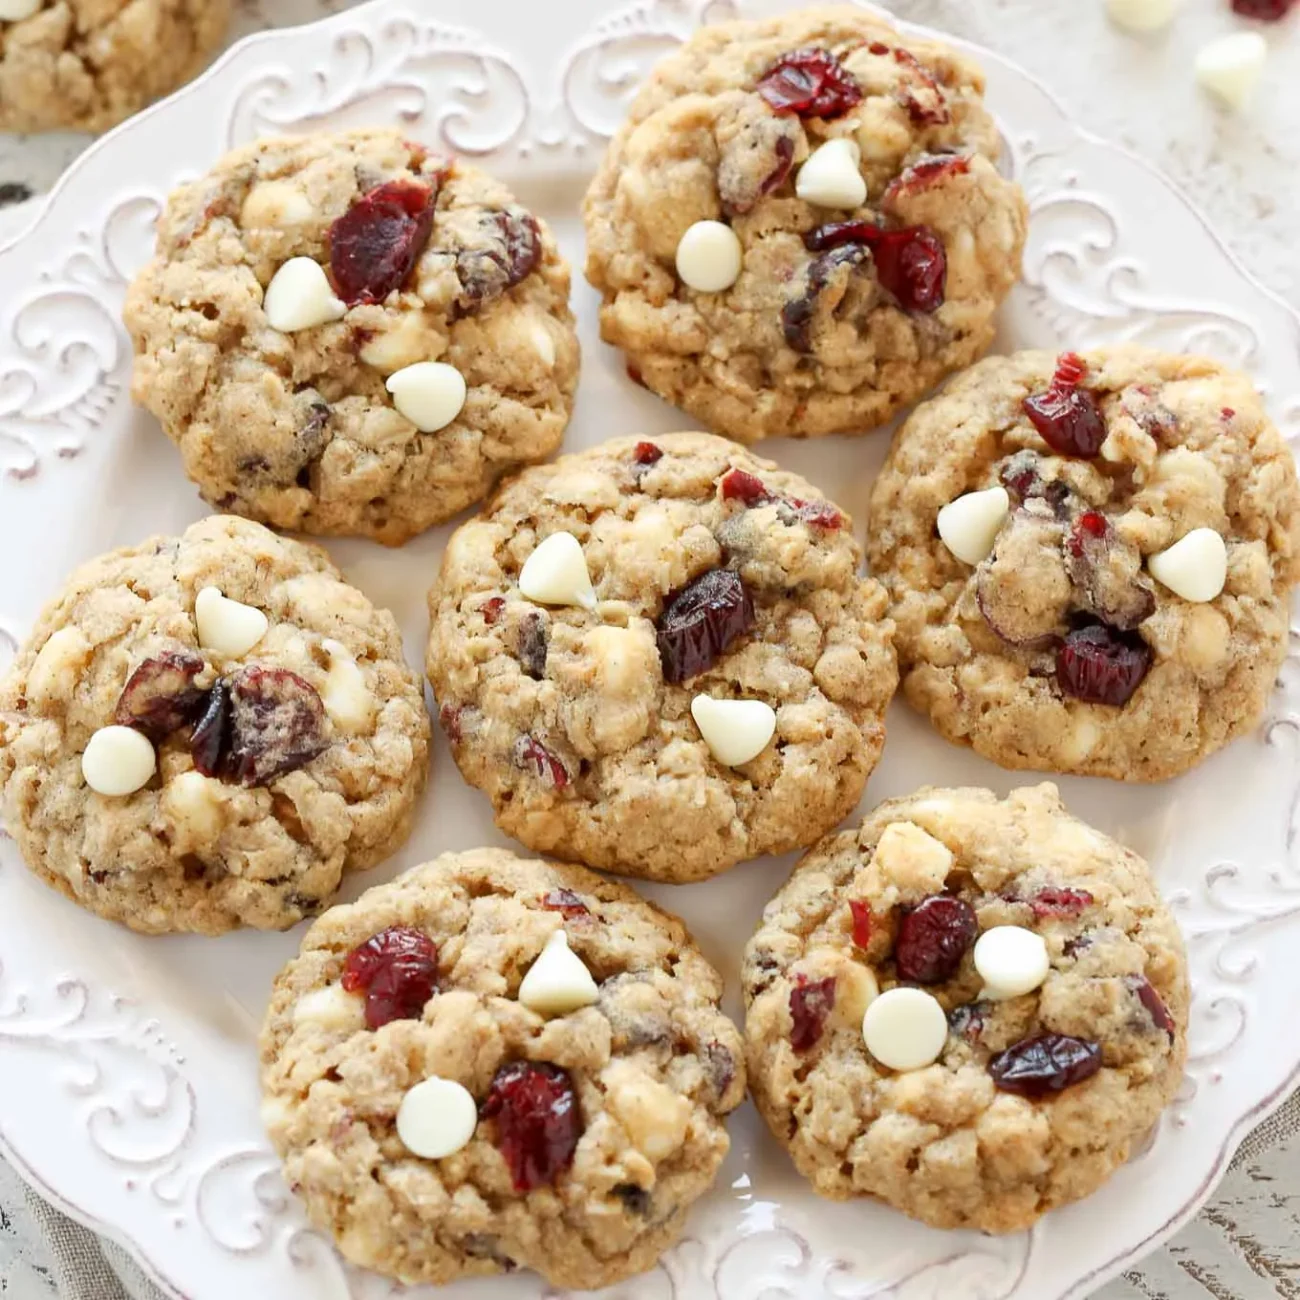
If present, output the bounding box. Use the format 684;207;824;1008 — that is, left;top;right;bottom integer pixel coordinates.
2;2;1299;1297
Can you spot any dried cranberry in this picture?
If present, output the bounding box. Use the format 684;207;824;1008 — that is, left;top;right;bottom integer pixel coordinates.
115;649;207;741
718;117;798;215
517;612;549;680
782;242;869;352
895;895;978;984
1232;0;1294;17
224;666;329;786
1026;887;1094;919
342;925;439;1030
329;178;437;305
455;210;542;311
849;900;872;949
655;568;756;683
439;701;464;743
1128;975;1176;1039
513;734;569;787
541;888;589;919
890;47;950;125
633;441;664;466
1056;623;1152;706
720;467;773;506
999;451;1073;515
704;1040;735;1097
1024;355;1107;458
988;1033;1103;1097
948;1002;986;1043
885;153;971;205
760;135;796;197
481;1061;582;1191
1068;511;1108;555
481;597;506;625
1064;512;1155;631
802;221;946;314
755;48;864;119
789;974;837;1052
190;681;230;777
785;497;844;530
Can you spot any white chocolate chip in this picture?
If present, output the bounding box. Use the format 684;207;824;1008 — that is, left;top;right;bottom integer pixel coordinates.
974;926;1050;1001
675;220;743;293
194;587;269;659
319;639;375;734
396;1077;479;1159
517;930;599;1017
862;987;949;1072
27;626;91;711
690;694;776;767
1105;0;1178;33
518;532;597;609
1147;527;1227;602
358;312;440;374
263;258;347;333
0;0;41;18
294;983;365;1032
603;1060;692;1162
386;361;467;433
161;770;223;847
1196;32;1267;110
241;180;315;229
796;137;868;209
872;822;954;893
530;322;556;368
82;726;156;797
937;486;1010;565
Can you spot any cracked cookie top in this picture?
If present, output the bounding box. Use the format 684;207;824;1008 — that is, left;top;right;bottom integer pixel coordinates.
124;128;579;546
426;431;898;882
259;848;745;1291
867;346;1300;780
742;783;1188;1233
582;5;1026;442
0;516;430;934
0;0;230;133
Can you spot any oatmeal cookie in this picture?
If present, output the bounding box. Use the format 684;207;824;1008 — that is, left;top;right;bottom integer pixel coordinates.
259;847;746;1290
426;432;898;882
867;347;1300;780
742;783;1188;1232
582;5;1026;442
0;516;430;934
124;129;579;546
0;0;230;134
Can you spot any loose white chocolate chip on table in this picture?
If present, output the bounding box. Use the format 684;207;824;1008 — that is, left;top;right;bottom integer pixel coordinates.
320;639;375;733
862;987;949;1072
675;220;743;293
195;586;269;658
517;930;600;1017
385;362;468;433
974;925;1051;1001
937;486;1010;565
0;0;41;20
82;726;156;797
1147;527;1227;603
796;137;868;209
518;531;597;609
1195;32;1267;110
1105;0;1178;33
396;1077;479;1159
690;694;777;767
262;258;347;333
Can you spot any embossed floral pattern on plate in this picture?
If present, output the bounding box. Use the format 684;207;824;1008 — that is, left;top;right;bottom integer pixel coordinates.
0;1;1299;1298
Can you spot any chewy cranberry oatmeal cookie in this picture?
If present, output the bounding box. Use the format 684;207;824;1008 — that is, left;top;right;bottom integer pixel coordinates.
260;848;745;1289
743;783;1188;1232
583;5;1026;441
124;128;579;546
0;516;430;934
426;432;898;882
867;346;1300;780
0;0;230;134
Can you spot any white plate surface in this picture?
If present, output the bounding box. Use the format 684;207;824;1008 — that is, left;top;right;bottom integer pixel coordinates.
1;2;1299;1298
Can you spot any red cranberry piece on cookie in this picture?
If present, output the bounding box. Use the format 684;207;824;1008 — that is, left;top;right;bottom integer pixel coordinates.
989;1033;1102;1097
223;665;329;786
481;1061;582;1191
342;925;439;1030
1056;623;1153;706
789;974;837;1052
115;649;208;741
756;48;864;119
329;178;437;306
655;568;756;683
895;895;978;984
1023;353;1107;458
